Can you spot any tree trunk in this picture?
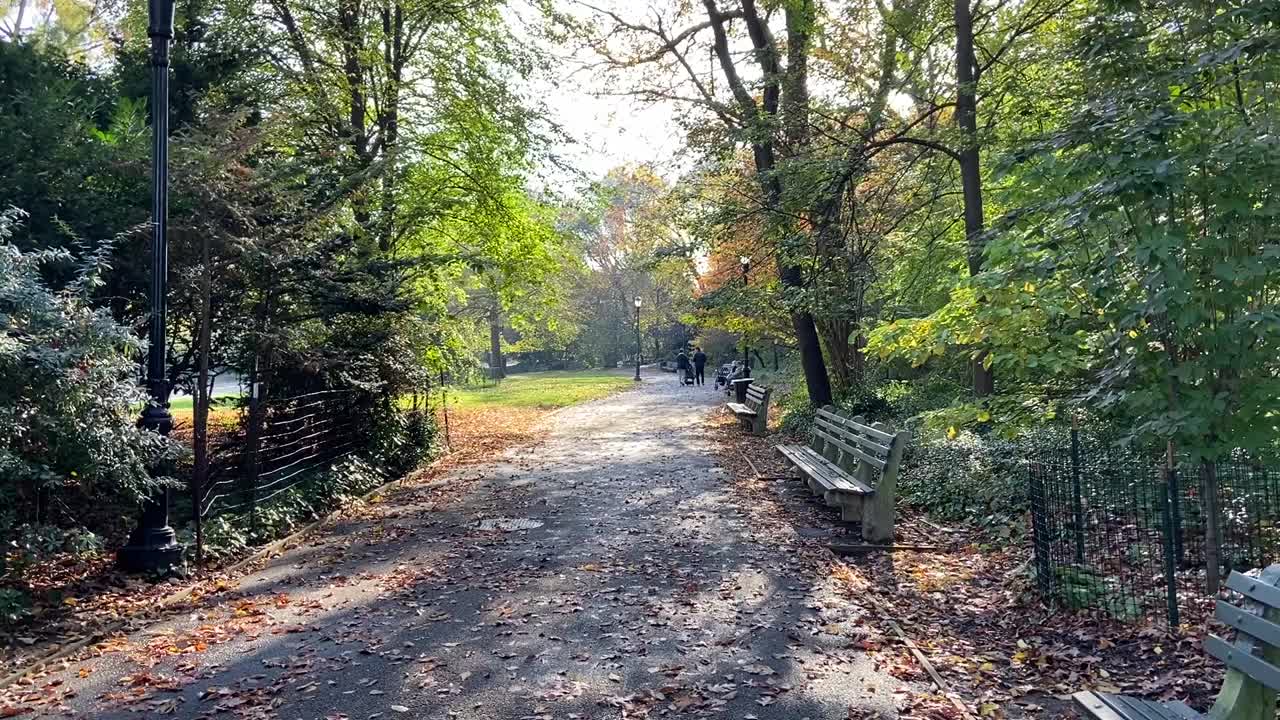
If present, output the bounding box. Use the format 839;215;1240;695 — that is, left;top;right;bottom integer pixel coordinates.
703;0;833;408
816;317;853;394
488;304;505;381
791;305;833;406
954;0;993;398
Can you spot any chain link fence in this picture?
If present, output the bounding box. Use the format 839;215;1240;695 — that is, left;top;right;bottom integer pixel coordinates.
1027;431;1280;625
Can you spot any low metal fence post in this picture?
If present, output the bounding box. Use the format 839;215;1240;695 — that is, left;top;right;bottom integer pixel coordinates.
244;378;263;538
1029;461;1055;602
1161;475;1180;627
1070;422;1085;564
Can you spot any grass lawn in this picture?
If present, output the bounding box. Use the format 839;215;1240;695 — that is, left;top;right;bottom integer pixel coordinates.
167;395;240;412
446;369;635;410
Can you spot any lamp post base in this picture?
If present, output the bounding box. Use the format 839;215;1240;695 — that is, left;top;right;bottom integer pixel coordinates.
116;526;183;574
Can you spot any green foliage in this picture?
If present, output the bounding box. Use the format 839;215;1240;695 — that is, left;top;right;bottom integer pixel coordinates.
0;588;31;626
192;455;400;565
898;430;1034;527
1;524;104;576
1047;565;1142;621
0;210;178;543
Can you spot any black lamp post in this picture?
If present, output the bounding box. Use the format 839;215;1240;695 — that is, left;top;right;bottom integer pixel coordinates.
118;0;183;573
633;296;642;382
739;256;751;378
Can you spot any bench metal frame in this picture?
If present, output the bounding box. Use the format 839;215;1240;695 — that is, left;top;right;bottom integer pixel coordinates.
727;383;771;436
775;406;906;543
1074;564;1280;720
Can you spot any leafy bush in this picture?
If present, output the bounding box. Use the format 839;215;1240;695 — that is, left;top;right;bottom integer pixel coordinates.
898;427;1070;531
191;454;402;564
0;588;31;626
4;525;104;572
0;209;178;546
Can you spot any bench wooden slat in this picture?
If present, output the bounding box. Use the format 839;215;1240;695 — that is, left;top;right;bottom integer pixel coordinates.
779;445;870;494
1216;598;1280;649
1072;691;1200;720
1226;570;1280;610
1204;634;1280;692
814;426;888;471
814;414;893;456
816;408;896;444
777;445;871;494
727;402;757;417
1072;692;1131;720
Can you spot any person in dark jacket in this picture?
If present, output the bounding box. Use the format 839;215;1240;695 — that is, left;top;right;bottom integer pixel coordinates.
692;347;707;386
675;350;690;385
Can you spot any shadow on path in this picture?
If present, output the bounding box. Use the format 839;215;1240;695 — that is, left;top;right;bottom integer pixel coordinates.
15;372;911;719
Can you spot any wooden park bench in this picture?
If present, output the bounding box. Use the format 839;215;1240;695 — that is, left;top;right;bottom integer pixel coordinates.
1074;564;1280;720
776;406;907;543
726;383;771;436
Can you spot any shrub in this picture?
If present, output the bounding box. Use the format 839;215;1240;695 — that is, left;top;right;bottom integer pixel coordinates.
898;427;1070;531
0;588;31;626
0;209;178;549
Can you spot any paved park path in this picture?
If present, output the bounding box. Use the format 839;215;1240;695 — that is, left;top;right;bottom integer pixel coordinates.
16;375;908;719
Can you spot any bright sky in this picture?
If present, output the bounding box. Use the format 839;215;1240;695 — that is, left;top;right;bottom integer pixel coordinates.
544;76;685;181
522;1;691;187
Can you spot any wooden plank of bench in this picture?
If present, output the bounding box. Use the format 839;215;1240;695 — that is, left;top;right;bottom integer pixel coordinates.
1216;598;1280;649
814;415;892;457
1075;691;1203;717
727;402;757;417
813;424;888;471
1073;692;1130;720
1226;569;1280;611
815;412;893;455
778;445;871;494
1205;634;1280;693
818;411;897;446
1073;691;1200;720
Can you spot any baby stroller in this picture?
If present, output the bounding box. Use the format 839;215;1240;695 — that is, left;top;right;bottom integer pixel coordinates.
682;366;696;385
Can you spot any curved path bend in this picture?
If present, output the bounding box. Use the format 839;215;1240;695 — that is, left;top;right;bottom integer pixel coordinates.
13;374;906;719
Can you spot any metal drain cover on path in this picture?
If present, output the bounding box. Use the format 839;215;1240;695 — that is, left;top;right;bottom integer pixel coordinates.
474;517;544;531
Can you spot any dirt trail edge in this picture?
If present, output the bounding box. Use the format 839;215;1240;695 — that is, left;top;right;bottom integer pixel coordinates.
5;373;910;720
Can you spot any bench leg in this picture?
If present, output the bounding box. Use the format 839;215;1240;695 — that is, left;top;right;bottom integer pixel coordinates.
838;495;864;522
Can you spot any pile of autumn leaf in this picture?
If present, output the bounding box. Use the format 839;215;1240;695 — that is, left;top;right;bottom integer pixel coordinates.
705;410;1223;719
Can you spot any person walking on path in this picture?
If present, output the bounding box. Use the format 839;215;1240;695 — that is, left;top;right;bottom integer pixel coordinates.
692;347;707;386
675;349;690;386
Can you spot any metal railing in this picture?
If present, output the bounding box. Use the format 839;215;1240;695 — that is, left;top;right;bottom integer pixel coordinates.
1027;432;1280;625
198;390;364;521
